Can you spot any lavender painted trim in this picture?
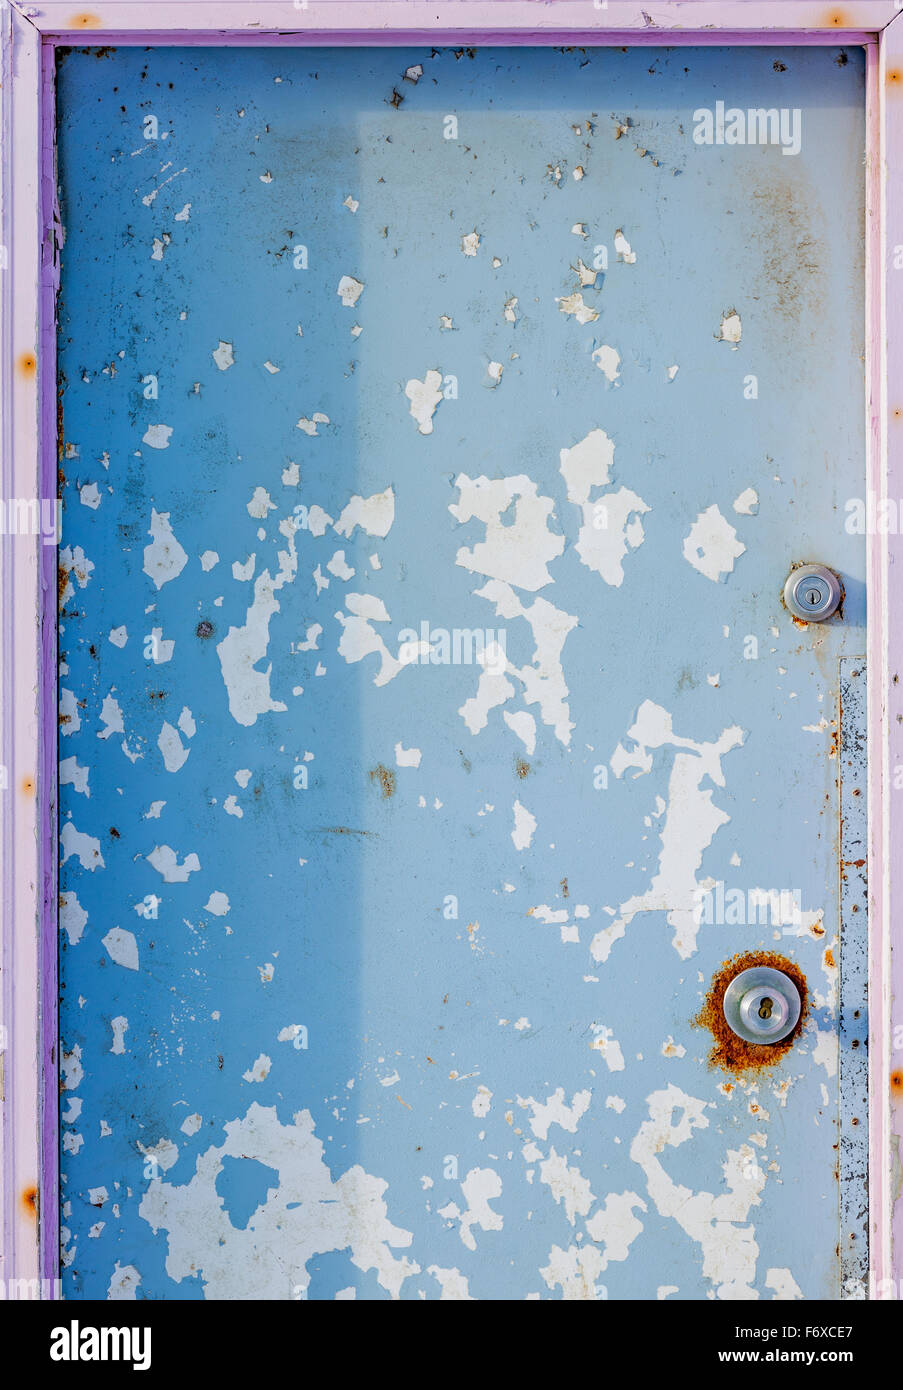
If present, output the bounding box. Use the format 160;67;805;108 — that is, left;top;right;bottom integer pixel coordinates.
1;0;42;1299
38;34;58;1294
874;8;903;1298
19;28;883;46
6;0;895;1298
16;0;903;37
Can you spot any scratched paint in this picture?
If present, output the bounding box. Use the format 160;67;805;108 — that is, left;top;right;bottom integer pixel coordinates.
56;45;866;1299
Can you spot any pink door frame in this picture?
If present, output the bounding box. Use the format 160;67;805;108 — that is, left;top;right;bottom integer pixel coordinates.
2;0;902;1299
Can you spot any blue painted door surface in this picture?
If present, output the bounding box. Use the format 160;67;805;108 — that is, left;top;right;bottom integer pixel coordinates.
56;45;867;1301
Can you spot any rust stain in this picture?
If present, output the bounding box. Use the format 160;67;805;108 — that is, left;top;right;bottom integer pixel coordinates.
515;757;530;779
891;1071;903;1097
20;776;35;796
694;950;808;1074
824;946;836;970
17;351;37;378
560;876;569;899
822;8;849;26
70;13;102;28
21;1185;38;1220
57;562;70;607
888;69;903;88
749;176;822;326
57;378;68;465
369;763;395;799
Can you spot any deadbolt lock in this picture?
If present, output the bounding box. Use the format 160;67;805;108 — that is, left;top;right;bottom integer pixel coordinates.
722;966;802;1045
783;563;842;622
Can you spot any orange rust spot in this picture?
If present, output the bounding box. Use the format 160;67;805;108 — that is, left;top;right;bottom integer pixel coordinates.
515;757;530;779
21;1185;38;1220
823;8;848;25
824;947;836;970
20;776;34;796
57;385;66;464
888;69;903;86
891;1071;903;1098
694;950;808;1075
368;763;395;799
70;13;102;27
17;351;36;378
58;563;70;607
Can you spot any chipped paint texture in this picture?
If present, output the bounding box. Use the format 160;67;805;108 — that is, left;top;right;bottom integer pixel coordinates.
57;46;866;1299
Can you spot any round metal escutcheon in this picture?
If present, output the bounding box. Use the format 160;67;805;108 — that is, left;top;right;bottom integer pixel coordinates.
783;563;842;623
722;966;802;1045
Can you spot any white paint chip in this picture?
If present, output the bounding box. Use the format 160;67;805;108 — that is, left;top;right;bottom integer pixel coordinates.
512;800;536;851
147;845;200;882
334;488;395;540
682;505;746;583
143;510;188;590
212;341;235;371
592;344;621;383
733;487;759;516
614;229;636;263
337;275;364;307
395;742;422;768
718;309;742;347
556;292;599;324
243;1054;272;1084
142;424;173;451
158;722;190;773
102;928;139;972
60;892;88;946
405;372;443;435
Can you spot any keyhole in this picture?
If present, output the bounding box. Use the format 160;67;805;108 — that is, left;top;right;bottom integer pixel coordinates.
758;997;774;1020
806;589;821;607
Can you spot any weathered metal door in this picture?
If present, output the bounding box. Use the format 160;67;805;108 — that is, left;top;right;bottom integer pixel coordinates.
56;43;867;1300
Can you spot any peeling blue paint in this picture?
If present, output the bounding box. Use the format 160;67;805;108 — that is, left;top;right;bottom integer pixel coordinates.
56;43;866;1300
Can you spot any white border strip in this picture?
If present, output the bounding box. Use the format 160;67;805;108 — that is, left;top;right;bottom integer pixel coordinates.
0;0;43;1294
14;0;903;37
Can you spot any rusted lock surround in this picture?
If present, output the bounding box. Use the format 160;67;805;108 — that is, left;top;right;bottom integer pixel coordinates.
696;951;809;1074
